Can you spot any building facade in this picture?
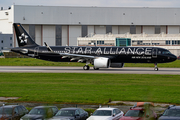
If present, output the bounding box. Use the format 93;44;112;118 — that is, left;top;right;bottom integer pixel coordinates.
0;34;13;50
0;5;180;55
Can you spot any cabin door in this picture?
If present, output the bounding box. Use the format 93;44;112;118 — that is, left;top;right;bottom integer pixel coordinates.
34;47;39;56
152;48;157;58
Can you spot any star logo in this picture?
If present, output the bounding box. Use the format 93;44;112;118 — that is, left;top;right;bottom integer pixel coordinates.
19;33;28;44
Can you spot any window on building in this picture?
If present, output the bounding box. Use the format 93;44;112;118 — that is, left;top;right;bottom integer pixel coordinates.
1;40;3;43
130;25;136;34
178;41;180;45
97;41;104;45
56;25;62;46
106;25;112;34
172;40;175;45
29;25;35;41
10;37;12;40
143;43;151;45
166;40;171;45
152;43;160;45
10;43;12;47
1;47;3;50
172;40;180;45
82;25;87;37
88;41;96;45
137;41;143;45
155;26;161;34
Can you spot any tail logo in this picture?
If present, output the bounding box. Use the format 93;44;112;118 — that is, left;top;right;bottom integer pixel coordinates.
19;33;28;45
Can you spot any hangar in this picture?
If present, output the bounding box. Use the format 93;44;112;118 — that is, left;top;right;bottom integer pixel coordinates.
0;5;180;55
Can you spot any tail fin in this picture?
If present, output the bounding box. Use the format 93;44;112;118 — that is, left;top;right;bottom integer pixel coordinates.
13;23;38;47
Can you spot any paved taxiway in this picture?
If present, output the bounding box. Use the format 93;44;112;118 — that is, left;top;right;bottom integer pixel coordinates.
0;66;180;74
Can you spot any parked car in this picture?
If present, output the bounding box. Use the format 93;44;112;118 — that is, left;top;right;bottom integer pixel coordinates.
87;107;123;120
158;105;180;120
177;56;180;60
50;107;88;120
0;105;28;120
120;102;157;120
20;106;58;120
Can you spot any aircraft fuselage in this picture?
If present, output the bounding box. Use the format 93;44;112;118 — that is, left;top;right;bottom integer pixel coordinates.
12;46;177;64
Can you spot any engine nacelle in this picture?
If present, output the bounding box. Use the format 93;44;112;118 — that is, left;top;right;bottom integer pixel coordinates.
94;57;110;68
110;63;124;68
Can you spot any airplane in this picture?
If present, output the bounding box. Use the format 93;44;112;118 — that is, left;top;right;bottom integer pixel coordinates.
11;23;177;71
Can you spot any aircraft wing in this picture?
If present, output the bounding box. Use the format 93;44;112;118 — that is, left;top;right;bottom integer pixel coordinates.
59;53;96;62
44;42;96;62
59;53;95;59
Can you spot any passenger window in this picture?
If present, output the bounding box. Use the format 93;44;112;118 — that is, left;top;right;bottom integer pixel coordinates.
116;109;121;114
75;110;80;115
14;108;19;115
113;109;116;115
17;106;23;115
20;106;28;113
52;107;58;115
47;108;53;118
79;109;84;114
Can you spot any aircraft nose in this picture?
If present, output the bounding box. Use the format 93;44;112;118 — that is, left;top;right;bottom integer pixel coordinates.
171;54;177;61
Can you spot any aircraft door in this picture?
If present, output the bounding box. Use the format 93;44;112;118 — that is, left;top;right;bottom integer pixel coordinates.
152;48;157;58
34;47;39;56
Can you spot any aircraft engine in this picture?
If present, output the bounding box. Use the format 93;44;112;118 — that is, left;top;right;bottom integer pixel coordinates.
94;57;110;68
110;63;124;68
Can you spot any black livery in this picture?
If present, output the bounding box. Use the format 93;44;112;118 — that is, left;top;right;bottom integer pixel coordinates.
11;23;177;71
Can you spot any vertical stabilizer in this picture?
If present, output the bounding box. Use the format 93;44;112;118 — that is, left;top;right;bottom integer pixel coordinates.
13;23;38;47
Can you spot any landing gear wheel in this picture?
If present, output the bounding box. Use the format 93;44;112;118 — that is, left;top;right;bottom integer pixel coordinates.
83;65;90;70
93;67;99;70
154;67;159;71
154;63;158;71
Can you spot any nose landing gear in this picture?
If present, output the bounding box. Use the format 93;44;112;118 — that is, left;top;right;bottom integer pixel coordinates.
154;63;158;71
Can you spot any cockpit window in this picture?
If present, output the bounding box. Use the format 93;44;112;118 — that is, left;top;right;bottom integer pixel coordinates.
162;51;171;55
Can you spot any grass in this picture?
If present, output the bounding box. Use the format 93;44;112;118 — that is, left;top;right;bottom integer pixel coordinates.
0;58;180;68
0;73;180;104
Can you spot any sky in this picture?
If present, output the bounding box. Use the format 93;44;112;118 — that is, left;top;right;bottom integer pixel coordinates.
1;0;180;9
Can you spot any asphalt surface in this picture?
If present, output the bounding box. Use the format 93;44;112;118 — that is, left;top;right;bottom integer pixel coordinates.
0;66;180;74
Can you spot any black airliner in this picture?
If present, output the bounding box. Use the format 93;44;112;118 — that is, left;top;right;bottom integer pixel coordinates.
11;23;177;71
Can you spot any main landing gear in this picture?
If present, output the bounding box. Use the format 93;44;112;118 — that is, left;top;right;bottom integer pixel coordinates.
83;65;90;70
93;66;99;70
83;60;91;70
83;60;100;70
83;65;100;70
154;63;158;71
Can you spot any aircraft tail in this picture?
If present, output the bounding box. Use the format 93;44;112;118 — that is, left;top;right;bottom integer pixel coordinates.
13;23;38;47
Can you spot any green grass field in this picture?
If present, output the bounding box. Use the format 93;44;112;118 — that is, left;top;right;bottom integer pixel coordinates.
0;73;180;105
0;58;180;68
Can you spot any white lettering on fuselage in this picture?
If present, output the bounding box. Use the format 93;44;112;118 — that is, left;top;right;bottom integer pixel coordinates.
64;47;152;55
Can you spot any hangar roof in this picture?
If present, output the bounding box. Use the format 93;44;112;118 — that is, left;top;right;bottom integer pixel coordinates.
12;5;180;25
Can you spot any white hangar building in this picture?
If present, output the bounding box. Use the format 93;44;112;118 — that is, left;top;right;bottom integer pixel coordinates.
0;5;180;55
